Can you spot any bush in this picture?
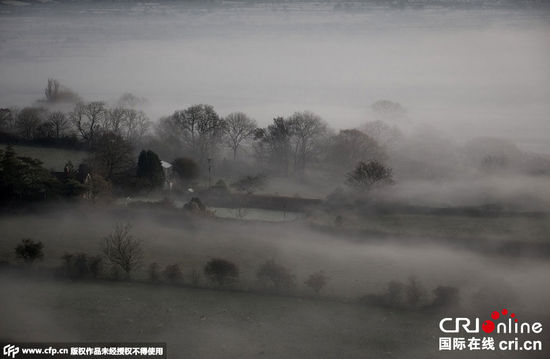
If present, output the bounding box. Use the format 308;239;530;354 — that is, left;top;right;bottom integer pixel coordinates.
304;271;328;294
204;258;239;286
163;264;183;284
256;260;295;291
15;238;44;265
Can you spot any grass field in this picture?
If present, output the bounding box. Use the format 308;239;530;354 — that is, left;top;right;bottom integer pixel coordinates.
1;143;88;171
2;273;548;359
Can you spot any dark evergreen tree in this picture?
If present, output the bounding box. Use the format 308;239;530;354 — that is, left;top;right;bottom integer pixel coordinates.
136;149;165;189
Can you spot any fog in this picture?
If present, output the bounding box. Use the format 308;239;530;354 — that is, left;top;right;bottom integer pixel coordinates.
1;205;549;357
1;1;550;357
1;1;550;152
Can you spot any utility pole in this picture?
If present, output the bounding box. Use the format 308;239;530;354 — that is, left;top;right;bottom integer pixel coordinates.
207;158;212;188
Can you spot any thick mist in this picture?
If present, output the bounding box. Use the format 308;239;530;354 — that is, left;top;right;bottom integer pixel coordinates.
1;1;550;152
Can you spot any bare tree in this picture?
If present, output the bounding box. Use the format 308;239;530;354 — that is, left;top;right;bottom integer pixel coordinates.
122;108;150;144
44;78;60;102
16;107;45;140
0;107;19;132
102;223;143;279
47;111;70;139
289;111;327;172
224;112;257;160
254;117;293;176
91;132;134;181
169;104;225;162
71;101;106;146
44;79;80;103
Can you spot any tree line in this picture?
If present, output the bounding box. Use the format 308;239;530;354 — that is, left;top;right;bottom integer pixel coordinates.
1;79;400;198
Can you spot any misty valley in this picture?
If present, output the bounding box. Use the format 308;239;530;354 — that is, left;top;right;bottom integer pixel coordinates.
1;1;550;358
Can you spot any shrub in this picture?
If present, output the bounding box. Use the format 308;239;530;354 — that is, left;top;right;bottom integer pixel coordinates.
305;271;328;294
204;258;239;286
256;260;295;291
15;238;44;265
163;264;183;284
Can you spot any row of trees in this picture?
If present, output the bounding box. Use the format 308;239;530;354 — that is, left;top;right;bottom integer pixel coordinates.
2;79;400;185
157;106;388;177
1;101;390;179
11;225;329;295
0;101;151;148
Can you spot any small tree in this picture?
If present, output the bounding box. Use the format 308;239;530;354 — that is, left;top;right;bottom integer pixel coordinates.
204;258;239;286
256;260;294;291
102;223;143;279
305;271;329;295
15;238;44;265
346;160;393;192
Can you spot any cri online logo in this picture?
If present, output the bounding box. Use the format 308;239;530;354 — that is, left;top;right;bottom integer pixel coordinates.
440;309;543;334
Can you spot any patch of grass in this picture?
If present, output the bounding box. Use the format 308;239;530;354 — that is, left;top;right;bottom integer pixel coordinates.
3;144;88;171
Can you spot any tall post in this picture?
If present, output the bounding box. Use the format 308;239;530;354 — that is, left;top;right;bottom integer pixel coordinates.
207;158;212;188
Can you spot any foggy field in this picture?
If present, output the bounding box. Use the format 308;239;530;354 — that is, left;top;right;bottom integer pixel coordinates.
0;272;548;359
0;273;439;358
1;205;549;307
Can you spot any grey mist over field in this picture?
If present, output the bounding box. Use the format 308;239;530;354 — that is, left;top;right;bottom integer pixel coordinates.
1;1;550;152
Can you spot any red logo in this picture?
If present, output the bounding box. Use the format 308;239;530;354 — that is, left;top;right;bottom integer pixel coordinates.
482;309;518;333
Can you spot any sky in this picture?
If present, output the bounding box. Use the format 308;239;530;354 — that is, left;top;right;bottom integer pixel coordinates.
1;1;549;152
